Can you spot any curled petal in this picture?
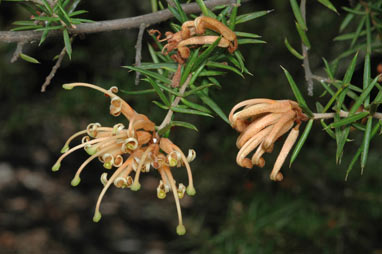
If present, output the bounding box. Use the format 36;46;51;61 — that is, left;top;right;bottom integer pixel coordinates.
186;149;196;163
86;123;102;137
270;126;300;181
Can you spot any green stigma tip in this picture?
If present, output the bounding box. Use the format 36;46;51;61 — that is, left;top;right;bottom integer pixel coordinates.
130;182;141;191
103;162;112;170
60;145;69;153
186;186;196;196
93;211;102;222
85;146;97;155
176;224;186;235
71;176;81;186
62;84;74;90
52;162;61;172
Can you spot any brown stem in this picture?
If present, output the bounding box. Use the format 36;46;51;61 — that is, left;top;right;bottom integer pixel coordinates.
0;0;244;43
135;23;146;86
157;75;192;131
10;42;25;63
41;42;69;92
313;110;382;120
300;0;314;96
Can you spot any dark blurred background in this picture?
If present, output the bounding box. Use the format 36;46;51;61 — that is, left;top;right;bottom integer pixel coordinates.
1;1;381;253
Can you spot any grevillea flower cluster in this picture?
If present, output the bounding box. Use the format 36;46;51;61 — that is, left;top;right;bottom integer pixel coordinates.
149;16;237;63
52;82;196;235
229;99;308;181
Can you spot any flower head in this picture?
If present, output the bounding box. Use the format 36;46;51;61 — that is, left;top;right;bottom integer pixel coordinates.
229;99;308;181
54;82;196;235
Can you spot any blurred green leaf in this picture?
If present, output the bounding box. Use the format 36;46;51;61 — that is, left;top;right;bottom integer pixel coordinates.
171;105;214;117
19;53;40;64
361;116;373;171
284;37;304;60
342;6;366;15
170;121;198;132
124;66;171;84
345;121;380;180
145;77;170;106
63;29;72;59
289;0;307;30
295;22;311;48
329;112;369;129
206;61;243;77
228;0;239;29
290;119;313;167
350;75;379;115
198;93;229;124
280;66;313;117
181;98;212;113
235;31;262;38
235;10;273;24
121;88;155;95
317;0;338;13
350;16;365;49
237;38;266;45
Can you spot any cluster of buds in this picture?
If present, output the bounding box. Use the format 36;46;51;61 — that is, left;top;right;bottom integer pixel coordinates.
229;99;308;181
149;16;238;63
52;82;196;235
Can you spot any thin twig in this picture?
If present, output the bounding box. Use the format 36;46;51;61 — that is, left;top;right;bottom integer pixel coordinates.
40;45;67;92
313;110;382;120
135;23;146;86
300;0;314;96
10;42;25;63
0;0;244;43
157;75;192;131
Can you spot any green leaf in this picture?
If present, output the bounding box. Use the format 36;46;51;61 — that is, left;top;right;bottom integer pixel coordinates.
322;84;347;113
235;31;262;38
170;121;198;132
235;10;273;24
345;121;380;180
342;6;366;15
320;119;336;139
339;12;355;32
144;77;170;106
228;0;239;30
184;83;217;97
41;0;53;15
350;16;365;49
19;53;40;64
199;70;226;77
192;37;221;72
328;112;369;129
62;29;72;59
180;98;212;113
237;38;266;45
284;37;304;60
171;105;214;117
290;0;307;30
343;52;358;84
11;25;42;31
31;16;60;22
124;66;171;84
350;75;380;115
172;0;188;23
295;22;311;48
139;62;177;72
12;20;36;26
57;4;73;27
198;93;229;124
180;48;200;85
195;0;215;18
361;116;373;171
69;10;88;16
290;119;313;167
280;66;313;117
333;30;367;41
317;0;338;13
363;53;371;107
121;88;155;95
152;100;169;110
206;61;244;77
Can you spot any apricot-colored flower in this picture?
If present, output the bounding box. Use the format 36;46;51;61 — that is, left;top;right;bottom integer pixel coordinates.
229;99;307;181
53;82;196;235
